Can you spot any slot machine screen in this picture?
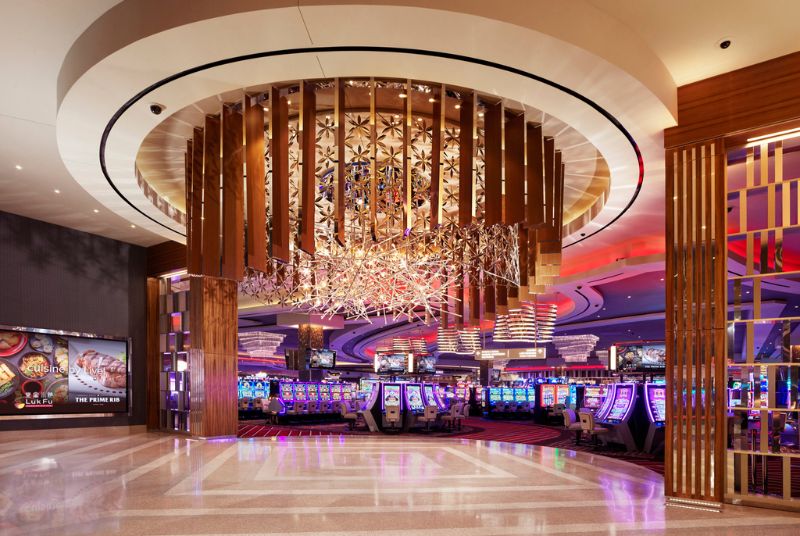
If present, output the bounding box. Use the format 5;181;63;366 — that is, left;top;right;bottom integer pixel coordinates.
582;385;606;410
556;385;570;406
474;388;482;402
424;384;436;405
488;387;501;403
501;388;514;402
405;384;424;412
513;388;526;402
319;384;331;401
383;384;402;408
238;378;253;399
526;388;536;404
294;383;308;401
280;382;294;401
253;380;266;399
540;385;555;407
647;384;666;423
607;385;634;421
307;384;319;401
331;384;342;401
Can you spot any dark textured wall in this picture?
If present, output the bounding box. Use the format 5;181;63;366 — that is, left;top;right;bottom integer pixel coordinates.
0;211;147;430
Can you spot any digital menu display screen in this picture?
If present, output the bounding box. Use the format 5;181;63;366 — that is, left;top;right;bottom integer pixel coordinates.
607;385;634;421
647;385;666;423
307;349;336;369
376;352;407;374
383;384;401;408
405;384;424;412
0;328;128;415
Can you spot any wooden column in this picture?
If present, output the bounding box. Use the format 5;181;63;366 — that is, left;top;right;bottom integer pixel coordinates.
458;92;475;226
222;104;244;281
270;87;290;263
145;277;160;430
300;82;317;254
189;276;238;438
202;115;221;276
189;127;204;274
244;97;267;273
483;101;503;226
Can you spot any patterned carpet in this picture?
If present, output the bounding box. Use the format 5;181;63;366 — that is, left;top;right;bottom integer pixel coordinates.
238;417;665;475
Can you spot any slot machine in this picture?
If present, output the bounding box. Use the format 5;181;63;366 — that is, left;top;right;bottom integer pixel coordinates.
404;383;425;415
307;383;320;412
513;387;527;406
294;383;308;410
380;383;404;430
643;383;666;453
423;383;447;411
319;383;332;412
330;384;343;402
501;387;514;405
239;378;254;400
597;383;638;451
555;384;570;406
539;384;556;408
487;387;502;415
279;381;295;413
253;379;266;400
526;387;536;410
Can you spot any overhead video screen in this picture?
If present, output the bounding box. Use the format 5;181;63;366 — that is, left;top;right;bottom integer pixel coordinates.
617;344;666;371
0;329;128;415
376;352;407;374
307;349;336;369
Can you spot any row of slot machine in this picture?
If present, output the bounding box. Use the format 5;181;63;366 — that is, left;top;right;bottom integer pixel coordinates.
278;381;357;413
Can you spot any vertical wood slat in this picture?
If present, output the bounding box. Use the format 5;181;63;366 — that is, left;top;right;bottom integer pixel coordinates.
693;144;703;497
554;151;565;241
703;142;713;499
483;101;503;226
371;78;379;235
685;145;694;496
675;147;686;496
504;112;525;225
244;97;267;272
713;139;726;501
459;92;475;226
664;148;675;497
300;82;316;254
526;123;545;228
190;128;204;274
402;79;412;231
430;84;444;229
221;104;244;281
185;140;193;270
270;87;290;263
335;79;346;245
202;114;221;276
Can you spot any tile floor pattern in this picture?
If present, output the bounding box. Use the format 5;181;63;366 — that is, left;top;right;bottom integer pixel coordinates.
1;426;799;535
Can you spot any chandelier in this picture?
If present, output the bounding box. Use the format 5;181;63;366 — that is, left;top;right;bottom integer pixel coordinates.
493;302;557;343
238;331;287;358
180;77;567;323
552;334;599;363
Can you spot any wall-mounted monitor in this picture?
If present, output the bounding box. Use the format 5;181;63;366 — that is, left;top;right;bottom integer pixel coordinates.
0;327;128;415
616;343;666;371
376;352;407;374
415;355;436;374
307;349;336;369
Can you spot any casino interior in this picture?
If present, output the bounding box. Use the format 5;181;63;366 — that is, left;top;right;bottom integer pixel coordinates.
2;1;800;534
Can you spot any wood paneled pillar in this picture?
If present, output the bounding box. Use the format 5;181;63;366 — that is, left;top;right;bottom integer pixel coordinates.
188;276;239;438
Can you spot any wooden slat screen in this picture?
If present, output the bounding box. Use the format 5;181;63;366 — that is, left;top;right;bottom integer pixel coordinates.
244;97;267;272
221;104;244;281
270;87;290;263
665;139;726;503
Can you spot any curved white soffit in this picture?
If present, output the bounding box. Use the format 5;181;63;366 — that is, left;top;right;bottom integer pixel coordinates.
56;4;676;243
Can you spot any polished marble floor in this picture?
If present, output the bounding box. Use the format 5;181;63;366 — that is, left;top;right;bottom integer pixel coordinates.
1;426;799;535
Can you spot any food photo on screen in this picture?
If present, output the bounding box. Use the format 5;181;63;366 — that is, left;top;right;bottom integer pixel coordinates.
0;328;128;415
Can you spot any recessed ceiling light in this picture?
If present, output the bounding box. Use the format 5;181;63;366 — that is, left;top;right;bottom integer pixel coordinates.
93;209;99;213
14;164;22;170
53;189;60;194
660;278;664;281
454;104;461;110
428;97;435;103
130;224;136;228
478;112;484;118
627;295;632;299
